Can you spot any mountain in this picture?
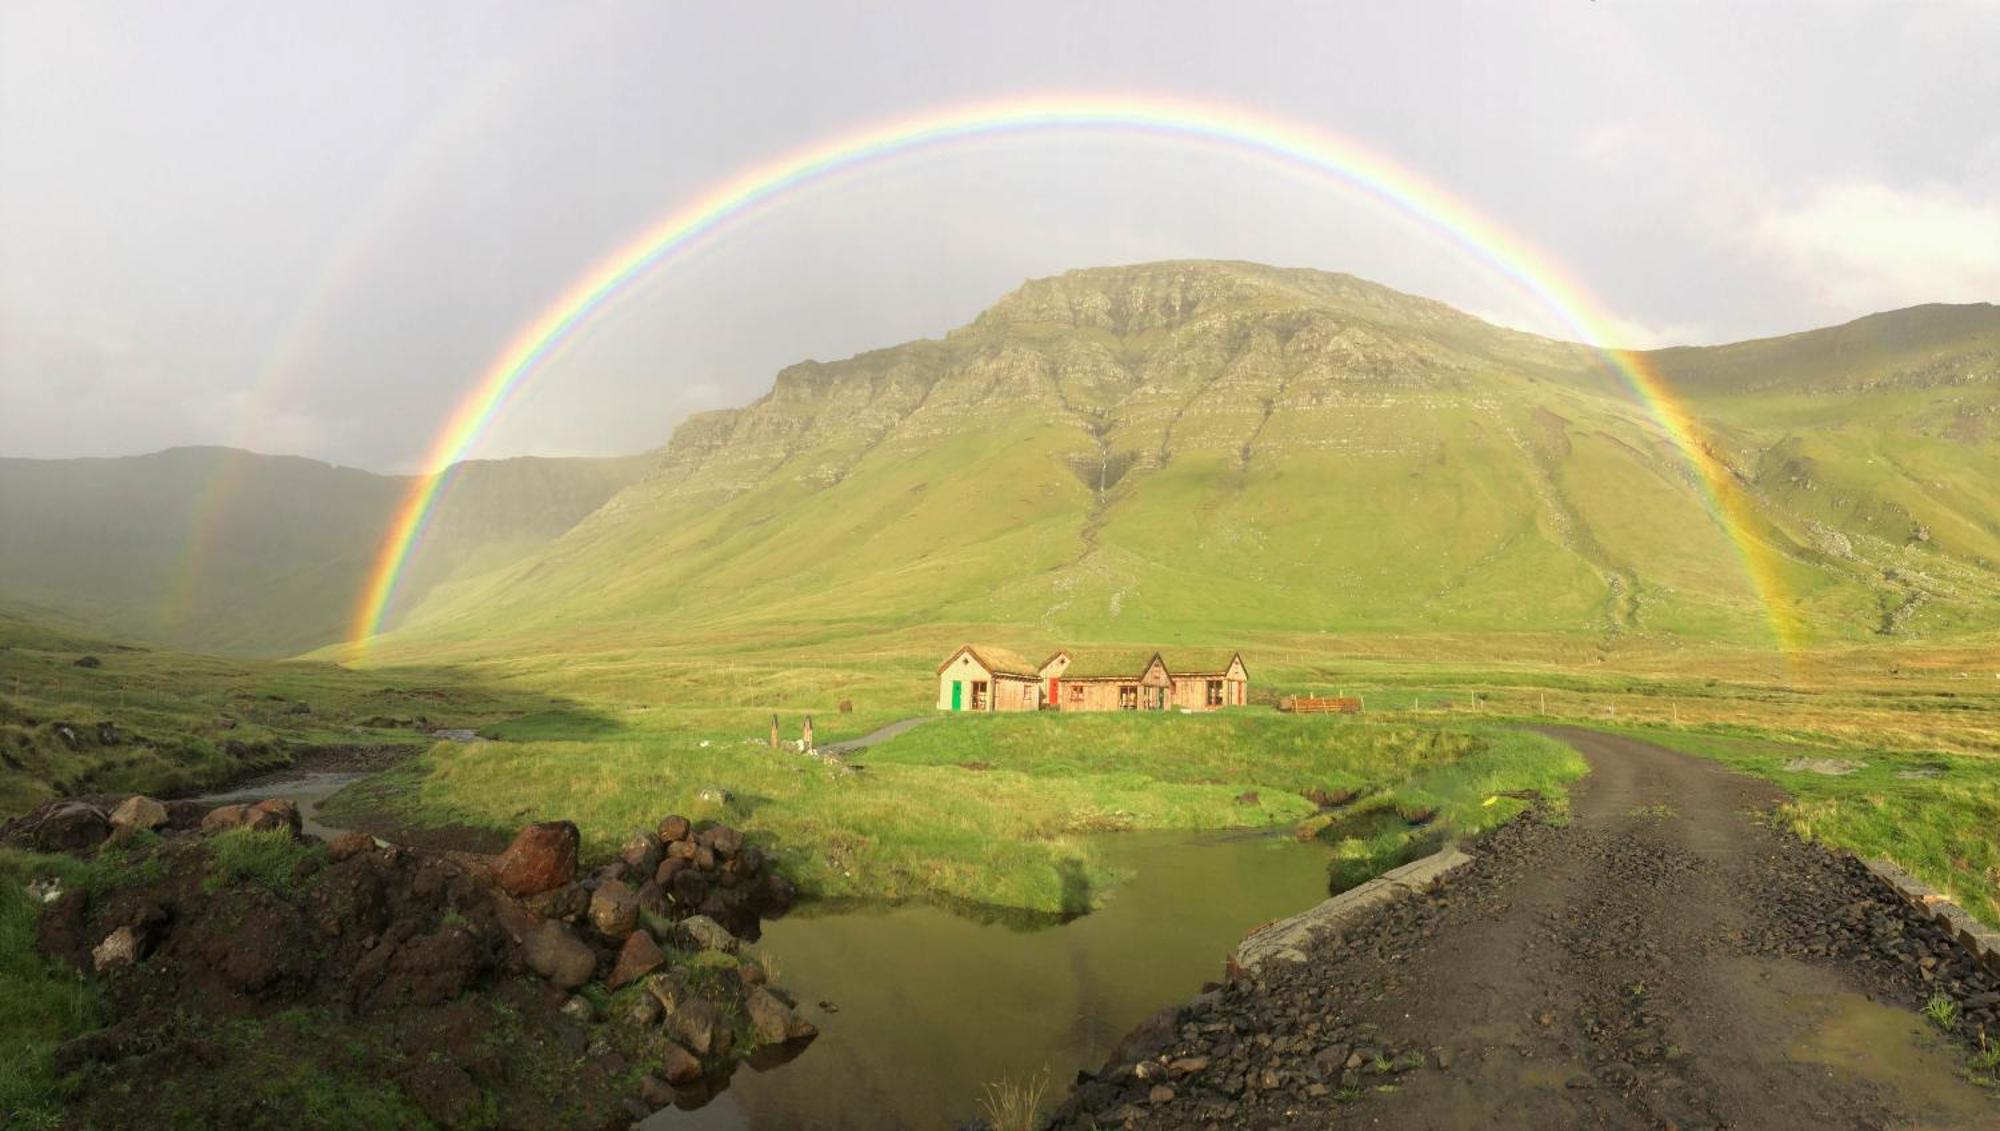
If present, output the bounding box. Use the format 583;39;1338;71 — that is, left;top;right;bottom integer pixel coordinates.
0;447;647;655
359;261;1999;672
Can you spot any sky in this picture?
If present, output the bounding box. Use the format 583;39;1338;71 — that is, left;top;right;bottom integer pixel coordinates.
2;1;1996;473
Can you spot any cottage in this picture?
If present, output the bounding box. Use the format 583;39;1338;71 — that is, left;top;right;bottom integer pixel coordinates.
937;645;1248;713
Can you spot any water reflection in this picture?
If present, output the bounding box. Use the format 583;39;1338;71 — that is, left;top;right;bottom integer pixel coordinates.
648;829;1331;1130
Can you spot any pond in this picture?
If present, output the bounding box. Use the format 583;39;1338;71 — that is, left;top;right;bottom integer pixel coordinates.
647;828;1333;1130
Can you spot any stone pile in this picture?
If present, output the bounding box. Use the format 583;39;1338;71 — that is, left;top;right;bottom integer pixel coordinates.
485;814;817;1108
9;793;818;1125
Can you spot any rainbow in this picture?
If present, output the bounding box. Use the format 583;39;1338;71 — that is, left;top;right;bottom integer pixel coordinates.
345;92;1801;658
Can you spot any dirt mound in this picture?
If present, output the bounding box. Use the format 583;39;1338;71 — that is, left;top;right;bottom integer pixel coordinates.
19;795;817;1128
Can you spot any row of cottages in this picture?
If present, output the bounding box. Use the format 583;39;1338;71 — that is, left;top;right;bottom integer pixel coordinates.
935;645;1249;713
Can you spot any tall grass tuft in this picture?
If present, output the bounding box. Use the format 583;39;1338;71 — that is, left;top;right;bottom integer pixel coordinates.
976;1067;1050;1131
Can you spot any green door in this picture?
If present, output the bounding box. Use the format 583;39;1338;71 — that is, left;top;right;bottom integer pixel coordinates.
951;681;962;711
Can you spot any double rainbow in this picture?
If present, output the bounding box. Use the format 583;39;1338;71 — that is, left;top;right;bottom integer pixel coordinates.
346;93;1799;658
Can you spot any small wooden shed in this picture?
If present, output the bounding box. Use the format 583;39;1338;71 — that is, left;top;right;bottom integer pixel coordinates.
936;645;1046;712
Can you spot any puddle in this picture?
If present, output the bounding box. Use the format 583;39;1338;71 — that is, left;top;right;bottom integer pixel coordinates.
1782;990;1992;1124
1783;758;1865;776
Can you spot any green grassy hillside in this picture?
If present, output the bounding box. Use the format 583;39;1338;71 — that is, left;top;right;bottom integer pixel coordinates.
362;262;2000;685
0;447;647;655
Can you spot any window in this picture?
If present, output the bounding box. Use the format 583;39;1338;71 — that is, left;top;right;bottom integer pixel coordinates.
971;681;988;710
1119;684;1138;710
1207;679;1225;707
1068;683;1086;705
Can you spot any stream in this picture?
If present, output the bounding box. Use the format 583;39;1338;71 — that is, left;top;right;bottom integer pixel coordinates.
195;773;1335;1129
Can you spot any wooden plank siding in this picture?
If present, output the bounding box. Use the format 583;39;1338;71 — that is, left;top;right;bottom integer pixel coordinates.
940;644;1248;713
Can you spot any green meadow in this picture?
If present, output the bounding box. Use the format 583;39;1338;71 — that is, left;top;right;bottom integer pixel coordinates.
328;710;1585;915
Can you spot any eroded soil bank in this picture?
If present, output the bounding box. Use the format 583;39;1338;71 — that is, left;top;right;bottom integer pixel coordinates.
1053;728;2000;1129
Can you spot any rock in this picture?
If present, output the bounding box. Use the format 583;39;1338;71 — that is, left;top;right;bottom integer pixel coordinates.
328;830;376;862
247;798;301;836
560;996;595;1023
108;796;168;836
1149;1085;1176;1104
621;829;664;877
92;926;141;971
626;992;663;1027
635;880;670;918
73;654;102;668
738;961;767;986
706;826;742;859
589;879;639;938
199;804;251;835
521;921;596;990
608;930;665;989
492;821;580;897
525;882;588;922
666;994;722;1057
670;868;708;907
656;857;688;887
638;1074;676;1107
659;1041;703;1085
759;872;797;916
677;914;738;954
695;786;734;807
744;985;817;1046
666;839;698;862
35;801;110;851
659;814;692;843
1168;1056;1210;1077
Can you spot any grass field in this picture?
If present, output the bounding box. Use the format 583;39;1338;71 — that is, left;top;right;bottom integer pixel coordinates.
0;615;562;817
329;711;1585;915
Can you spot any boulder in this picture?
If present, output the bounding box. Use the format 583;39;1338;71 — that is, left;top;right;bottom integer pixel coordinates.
520;921;596;990
638;1074;677;1107
705;825;742;859
666;838;698;862
621;829;663;877
659;1041;703;1085
73;654;102;669
34;802;110;851
108;796;167;836
247;798;301;836
327;830;376;862
694;846;716;872
493;821;579;897
665;994;722;1056
635;880;670;919
199;804;251;835
656;857;688;887
744;985;817;1046
670;868;708;907
524;882;588;922
92;926;142;971
677;914;738;955
658;814;692;843
589;879;639;938
607;929;664;990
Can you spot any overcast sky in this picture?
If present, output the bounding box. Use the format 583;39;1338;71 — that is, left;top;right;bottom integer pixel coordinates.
3;2;1996;471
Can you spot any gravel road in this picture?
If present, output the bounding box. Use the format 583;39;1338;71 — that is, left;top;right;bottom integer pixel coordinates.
1050;727;2000;1130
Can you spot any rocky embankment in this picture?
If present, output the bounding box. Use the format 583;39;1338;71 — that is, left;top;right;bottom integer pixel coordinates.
5;794;817;1128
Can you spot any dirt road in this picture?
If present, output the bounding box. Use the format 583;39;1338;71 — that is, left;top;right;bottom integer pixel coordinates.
1054;727;1999;1130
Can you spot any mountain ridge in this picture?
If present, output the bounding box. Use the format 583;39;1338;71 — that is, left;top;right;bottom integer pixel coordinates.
367;261;2000;669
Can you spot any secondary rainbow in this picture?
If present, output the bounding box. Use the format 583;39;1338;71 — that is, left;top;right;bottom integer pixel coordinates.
346;93;1800;658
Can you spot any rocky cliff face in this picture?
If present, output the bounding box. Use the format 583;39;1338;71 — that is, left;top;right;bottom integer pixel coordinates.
385;261;2000;652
